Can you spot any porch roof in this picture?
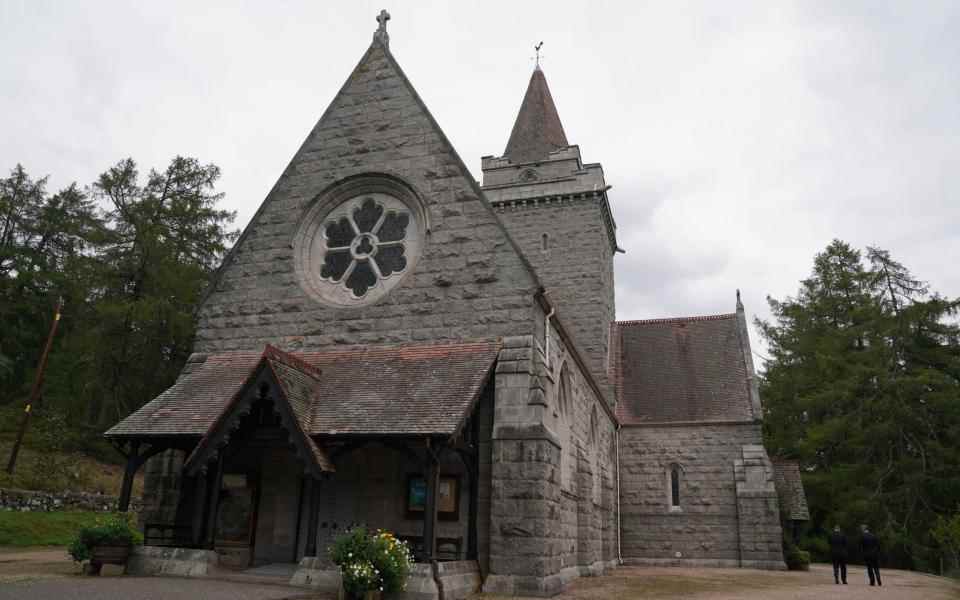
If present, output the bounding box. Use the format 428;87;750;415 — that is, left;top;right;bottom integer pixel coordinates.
105;339;501;439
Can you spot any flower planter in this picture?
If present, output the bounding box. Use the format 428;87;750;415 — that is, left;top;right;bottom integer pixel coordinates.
84;544;132;576
337;587;382;600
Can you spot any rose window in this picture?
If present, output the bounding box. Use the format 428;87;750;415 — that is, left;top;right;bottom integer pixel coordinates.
320;197;410;298
294;183;424;307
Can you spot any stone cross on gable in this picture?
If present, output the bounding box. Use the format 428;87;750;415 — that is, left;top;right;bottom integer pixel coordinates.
374;9;391;47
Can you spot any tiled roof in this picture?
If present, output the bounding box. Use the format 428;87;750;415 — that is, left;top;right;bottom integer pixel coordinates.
105;340;501;438
503;67;569;164
772;460;810;521
180;345;334;475
612;313;755;424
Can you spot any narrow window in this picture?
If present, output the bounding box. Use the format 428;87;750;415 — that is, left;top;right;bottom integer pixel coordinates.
670;466;681;508
541;232;549;253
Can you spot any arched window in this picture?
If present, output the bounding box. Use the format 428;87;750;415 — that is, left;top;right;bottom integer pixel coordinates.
589;406;598;446
670;465;681;508
541;232;549;253
558;366;573;491
558;367;572;419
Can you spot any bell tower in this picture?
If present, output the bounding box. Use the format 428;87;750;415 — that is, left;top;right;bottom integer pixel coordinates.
481;64;619;402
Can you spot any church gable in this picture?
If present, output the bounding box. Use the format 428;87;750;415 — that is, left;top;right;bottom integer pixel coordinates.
197;27;540;353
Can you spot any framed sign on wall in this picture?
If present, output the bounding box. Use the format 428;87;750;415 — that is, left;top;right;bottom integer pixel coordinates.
406;474;460;521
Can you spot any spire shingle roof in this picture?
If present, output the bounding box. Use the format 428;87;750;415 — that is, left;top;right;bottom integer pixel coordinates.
503;67;569;164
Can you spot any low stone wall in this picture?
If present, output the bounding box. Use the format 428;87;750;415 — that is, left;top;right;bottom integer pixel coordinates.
290;559;480;600
435;560;482;600
0;487;141;513
126;546;218;577
289;556;342;592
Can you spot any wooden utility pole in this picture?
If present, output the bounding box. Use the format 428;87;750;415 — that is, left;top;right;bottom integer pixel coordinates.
5;297;63;475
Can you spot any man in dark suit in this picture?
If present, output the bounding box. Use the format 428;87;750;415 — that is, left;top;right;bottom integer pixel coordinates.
828;525;848;584
860;524;882;586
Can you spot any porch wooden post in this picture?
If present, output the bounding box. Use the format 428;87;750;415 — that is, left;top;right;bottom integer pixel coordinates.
422;446;439;560
117;441;140;512
191;474;207;547
304;477;322;557
202;453;224;549
466;463;479;560
467;415;480;560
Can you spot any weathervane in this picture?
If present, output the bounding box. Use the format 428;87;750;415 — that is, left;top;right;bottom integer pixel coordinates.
534;41;544;67
374;9;390;47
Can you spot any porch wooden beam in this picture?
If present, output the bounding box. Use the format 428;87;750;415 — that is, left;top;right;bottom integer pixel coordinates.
381;439;425;465
467;415;480;560
422;441;440;561
117;441;140;512
201;453;224;549
117;441;170;512
330;439;371;462
190;474;207;547
304;477;322;557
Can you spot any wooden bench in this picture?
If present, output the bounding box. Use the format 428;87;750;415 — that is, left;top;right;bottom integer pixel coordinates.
397;535;463;562
144;523;196;548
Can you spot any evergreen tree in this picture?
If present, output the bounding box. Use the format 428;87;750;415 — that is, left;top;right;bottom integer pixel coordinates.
0;166;105;401
760;240;960;570
77;157;236;424
0;158;236;431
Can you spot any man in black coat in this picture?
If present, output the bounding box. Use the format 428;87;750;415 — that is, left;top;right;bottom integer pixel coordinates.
860;524;882;586
828;525;848;584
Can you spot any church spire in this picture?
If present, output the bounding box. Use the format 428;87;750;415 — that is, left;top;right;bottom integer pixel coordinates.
503;64;569;164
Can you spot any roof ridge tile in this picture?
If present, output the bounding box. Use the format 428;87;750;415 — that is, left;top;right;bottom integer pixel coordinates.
615;313;737;327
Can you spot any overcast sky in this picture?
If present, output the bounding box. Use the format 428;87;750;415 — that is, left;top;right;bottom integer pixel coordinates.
2;1;958;362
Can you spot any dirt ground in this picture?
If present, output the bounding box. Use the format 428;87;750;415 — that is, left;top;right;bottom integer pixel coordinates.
1;548;958;599
476;564;960;600
0;546;96;583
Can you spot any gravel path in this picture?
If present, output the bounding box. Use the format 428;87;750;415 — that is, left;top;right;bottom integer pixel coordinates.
544;563;960;600
0;548;322;600
0;577;314;600
3;548;958;600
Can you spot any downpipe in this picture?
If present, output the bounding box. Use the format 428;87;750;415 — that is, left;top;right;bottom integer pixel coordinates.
616;422;623;565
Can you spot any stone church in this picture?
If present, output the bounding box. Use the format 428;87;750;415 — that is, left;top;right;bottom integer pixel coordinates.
105;12;795;598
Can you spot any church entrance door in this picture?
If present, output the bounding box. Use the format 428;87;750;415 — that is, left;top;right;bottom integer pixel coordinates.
213;471;260;568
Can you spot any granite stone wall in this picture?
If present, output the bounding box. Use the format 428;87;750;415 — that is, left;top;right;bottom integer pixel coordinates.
194;43;539;355
141;449;185;526
493;198;615;402
0;487;139;513
484;329;616;596
734;444;785;569
619;422;784;568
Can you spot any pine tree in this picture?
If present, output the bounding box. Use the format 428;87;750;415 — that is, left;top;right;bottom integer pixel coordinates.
760;240;960;570
0;158;236;430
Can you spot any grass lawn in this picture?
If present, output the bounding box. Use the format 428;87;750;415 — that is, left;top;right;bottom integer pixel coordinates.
0;439;143;497
0;511;109;546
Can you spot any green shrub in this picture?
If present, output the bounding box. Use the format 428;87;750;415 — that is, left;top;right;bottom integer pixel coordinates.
330;527;413;597
799;533;830;563
784;541;811;571
67;512;142;563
